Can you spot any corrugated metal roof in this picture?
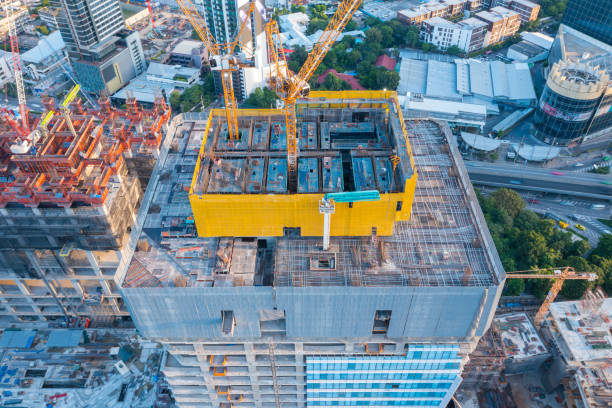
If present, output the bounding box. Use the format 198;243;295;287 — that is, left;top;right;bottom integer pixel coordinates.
0;330;36;348
46;330;83;348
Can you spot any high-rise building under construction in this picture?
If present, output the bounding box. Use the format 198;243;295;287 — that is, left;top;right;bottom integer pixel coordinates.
119;91;506;408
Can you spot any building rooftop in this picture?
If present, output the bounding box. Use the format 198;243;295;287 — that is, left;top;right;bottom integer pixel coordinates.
520;31;554;50
508;40;547;59
549;298;612;363
457;17;488;29
20;31;64;65
398;57;536;107
171;39;204;56
494;313;547;361
146;62;199;81
0;328;166;407
121;93;502;290
423;16;457;28
476;6;517;23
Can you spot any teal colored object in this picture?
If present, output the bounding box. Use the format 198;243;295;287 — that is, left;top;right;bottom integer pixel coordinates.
324;190;380;203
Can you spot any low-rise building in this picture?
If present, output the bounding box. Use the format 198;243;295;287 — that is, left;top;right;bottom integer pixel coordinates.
112;62;200;106
0;50;12;88
20;31;71;95
548;296;612;408
492;0;540;23
420;16;488;52
169;40;207;68
475;6;520;46
73;30;146;95
37;6;60;31
0;2;28;39
397;0;469;26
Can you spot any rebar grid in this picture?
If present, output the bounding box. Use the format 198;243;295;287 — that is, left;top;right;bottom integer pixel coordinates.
274;120;495;288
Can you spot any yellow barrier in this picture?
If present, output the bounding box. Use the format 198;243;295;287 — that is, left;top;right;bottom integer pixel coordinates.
189;91;417;238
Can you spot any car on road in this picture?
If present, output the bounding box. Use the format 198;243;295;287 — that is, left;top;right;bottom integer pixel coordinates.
551;171;564;176
528;199;539;204
603;230;612;235
574;163;584;167
591;204;606;209
575;224;586;231
600;181;611;185
509;179;522;185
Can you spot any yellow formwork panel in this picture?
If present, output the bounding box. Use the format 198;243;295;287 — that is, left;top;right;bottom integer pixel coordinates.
189;189;414;237
189;91;417;238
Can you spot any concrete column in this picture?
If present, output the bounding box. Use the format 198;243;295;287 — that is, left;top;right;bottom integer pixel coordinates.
85;251;121;314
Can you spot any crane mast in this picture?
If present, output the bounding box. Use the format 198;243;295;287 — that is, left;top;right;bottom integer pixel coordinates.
265;0;362;191
4;0;28;133
506;267;597;328
177;0;257;140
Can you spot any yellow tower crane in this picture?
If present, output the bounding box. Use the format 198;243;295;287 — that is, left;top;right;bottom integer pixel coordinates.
506;266;597;328
265;0;362;191
176;0;257;140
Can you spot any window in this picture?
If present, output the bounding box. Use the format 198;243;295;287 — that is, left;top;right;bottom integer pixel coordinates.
221;310;235;335
372;310;392;335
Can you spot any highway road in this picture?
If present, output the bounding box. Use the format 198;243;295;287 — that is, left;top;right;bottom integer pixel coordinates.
478;183;611;246
465;161;612;200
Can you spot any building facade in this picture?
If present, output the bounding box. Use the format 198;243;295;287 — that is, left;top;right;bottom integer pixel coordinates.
491;0;540;24
397;0;472;26
534;59;611;145
51;0;146;94
420;16;487;52
475;6;520;47
38;7;61;31
21;31;71;95
562;0;612;46
0;2;28;40
194;0;268;100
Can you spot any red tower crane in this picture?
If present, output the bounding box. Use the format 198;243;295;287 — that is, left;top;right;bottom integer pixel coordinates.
2;0;29;136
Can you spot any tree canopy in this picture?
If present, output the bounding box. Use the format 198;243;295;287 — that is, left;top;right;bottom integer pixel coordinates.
478;188;611;300
243;87;278;108
169;72;215;113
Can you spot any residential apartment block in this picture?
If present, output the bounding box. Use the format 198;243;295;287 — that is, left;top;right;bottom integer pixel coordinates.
492;0;540;24
38;6;61;31
420;16;488;52
397;0;481;26
475;6;521;46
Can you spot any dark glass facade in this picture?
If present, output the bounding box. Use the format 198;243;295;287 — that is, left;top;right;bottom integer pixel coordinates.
562;0;612;45
533;85;601;145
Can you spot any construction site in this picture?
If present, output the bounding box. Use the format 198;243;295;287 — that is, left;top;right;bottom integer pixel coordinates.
547;293;612;408
116;90;505;408
0;326;172;407
0;89;171;324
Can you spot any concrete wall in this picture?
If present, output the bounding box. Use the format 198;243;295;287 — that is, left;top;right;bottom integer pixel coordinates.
122;285;499;342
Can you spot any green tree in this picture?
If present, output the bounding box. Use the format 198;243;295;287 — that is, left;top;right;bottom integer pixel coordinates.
244;87;278;108
37;25;50;35
321;72;351;90
591;234;612;259
421;43;434;52
191;28;200;40
345;19;358;31
365;27;383;46
503;278;525;296
446;45;462;56
288;46;308;73
491;188;526;218
169;91;181;112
